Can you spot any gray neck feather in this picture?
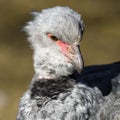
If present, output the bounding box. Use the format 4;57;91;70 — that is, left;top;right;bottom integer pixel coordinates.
33;49;75;79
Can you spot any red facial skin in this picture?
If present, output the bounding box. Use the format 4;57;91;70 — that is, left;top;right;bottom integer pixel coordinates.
47;33;71;57
56;40;70;56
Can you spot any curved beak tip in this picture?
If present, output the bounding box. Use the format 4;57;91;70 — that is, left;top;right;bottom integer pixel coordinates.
74;58;83;73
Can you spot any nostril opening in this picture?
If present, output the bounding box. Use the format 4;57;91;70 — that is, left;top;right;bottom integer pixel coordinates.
68;47;75;55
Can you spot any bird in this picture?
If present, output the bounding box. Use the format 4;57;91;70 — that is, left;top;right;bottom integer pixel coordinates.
16;6;120;120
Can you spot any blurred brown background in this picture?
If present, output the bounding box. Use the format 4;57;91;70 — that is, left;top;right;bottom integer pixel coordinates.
0;0;120;120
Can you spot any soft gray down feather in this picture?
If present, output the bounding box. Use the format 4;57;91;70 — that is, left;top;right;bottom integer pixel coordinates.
16;6;120;120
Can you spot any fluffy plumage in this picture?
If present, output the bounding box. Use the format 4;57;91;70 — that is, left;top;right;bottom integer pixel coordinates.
17;6;120;120
24;6;84;78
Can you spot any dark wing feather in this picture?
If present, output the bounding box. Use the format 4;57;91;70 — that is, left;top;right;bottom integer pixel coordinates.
71;61;120;96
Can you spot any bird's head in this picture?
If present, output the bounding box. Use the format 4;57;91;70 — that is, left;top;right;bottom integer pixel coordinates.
24;6;85;78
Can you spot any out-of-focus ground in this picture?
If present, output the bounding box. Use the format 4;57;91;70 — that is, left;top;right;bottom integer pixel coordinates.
0;0;120;120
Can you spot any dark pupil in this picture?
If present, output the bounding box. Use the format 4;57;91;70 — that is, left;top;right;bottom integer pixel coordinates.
50;36;58;41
